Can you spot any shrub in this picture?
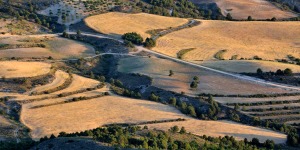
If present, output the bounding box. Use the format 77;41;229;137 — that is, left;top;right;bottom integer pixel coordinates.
144;38;156;48
122;32;143;45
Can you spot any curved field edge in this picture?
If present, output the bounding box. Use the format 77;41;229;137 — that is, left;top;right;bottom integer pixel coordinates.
20;95;286;143
84;12;189;39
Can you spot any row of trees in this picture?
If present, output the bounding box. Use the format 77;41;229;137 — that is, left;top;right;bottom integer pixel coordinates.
257;68;293;76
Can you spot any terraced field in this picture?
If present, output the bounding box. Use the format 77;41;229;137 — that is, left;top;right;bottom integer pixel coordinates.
84;12;189;39
29;70;71;95
217;96;300;125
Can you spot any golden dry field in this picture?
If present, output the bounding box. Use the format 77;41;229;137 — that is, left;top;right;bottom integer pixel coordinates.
154;20;300;61
20;95;286;143
118;56;293;95
0;35;95;59
0;61;51;78
192;0;297;19
29;70;70;94
199;60;300;73
145;119;286;143
84;12;189;39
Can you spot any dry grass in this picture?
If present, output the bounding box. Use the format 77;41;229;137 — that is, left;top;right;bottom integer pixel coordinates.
0;19;42;35
29;70;70;94
215;96;300;104
199;60;300;73
47;37;95;58
193;0;297;19
154;20;300;61
0;47;60;59
52;74;100;94
0;35;95;59
145;119;286;143
84;12;188;39
20;96;286;143
118;56;292;95
0;61;51;78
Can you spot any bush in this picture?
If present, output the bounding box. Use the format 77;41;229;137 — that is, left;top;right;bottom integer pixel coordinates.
144;38;156;48
122;32;143;45
284;68;293;76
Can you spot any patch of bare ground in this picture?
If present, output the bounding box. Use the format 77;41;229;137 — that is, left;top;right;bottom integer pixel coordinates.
118;56;294;96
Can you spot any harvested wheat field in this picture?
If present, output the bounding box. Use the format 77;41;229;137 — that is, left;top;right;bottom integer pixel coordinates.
85;12;189;39
0;48;60;58
29;70;70;94
20;96;286;143
199;60;300;73
118;56;293;95
192;0;297;19
154;20;300;61
215;96;300;104
145;119;286;143
0;61;51;78
0;35;95;59
51;74;100;94
47;37;95;58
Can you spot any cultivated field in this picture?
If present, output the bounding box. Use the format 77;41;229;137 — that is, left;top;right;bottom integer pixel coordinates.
145;119;286;143
218;95;300;124
84;12;189;39
154;20;300;61
215;96;300;104
199;60;300;73
29;70;70;94
118;56;293;95
0;35;95;59
192;0;297;19
20;95;286;143
0;61;51;78
47;37;95;58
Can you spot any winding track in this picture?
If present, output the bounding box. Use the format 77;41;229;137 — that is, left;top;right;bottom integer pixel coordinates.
60;31;300;91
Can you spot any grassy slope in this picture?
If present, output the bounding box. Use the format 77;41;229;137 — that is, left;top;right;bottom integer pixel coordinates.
118;56;293;95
